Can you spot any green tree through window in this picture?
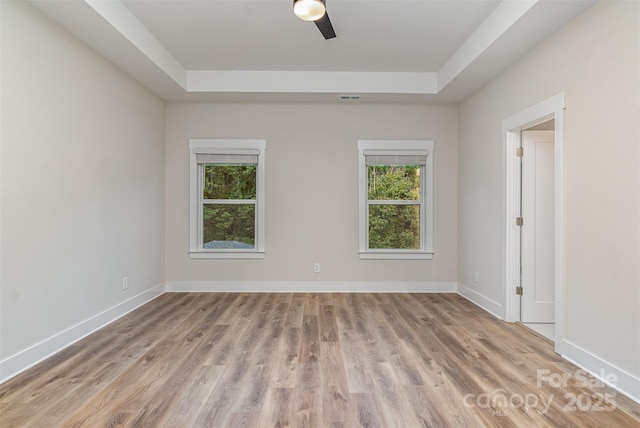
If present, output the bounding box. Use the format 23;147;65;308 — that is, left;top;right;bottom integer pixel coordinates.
367;165;421;249
202;164;257;248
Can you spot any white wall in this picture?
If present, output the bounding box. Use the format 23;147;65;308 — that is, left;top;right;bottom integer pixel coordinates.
165;102;458;287
0;1;165;372
458;0;639;387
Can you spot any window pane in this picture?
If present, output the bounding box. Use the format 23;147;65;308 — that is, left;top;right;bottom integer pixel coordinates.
203;164;256;200
368;204;420;249
367;165;420;200
203;204;255;248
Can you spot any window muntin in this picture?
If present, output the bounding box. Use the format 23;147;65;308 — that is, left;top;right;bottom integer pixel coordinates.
189;140;265;258
358;140;433;259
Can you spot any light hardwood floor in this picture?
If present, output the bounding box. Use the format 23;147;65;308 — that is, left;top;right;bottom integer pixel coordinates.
1;293;638;427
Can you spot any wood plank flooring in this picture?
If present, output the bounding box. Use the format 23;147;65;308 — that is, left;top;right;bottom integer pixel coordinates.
1;293;639;427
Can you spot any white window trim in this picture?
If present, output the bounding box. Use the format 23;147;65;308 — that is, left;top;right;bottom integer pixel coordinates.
189;139;266;259
358;140;434;260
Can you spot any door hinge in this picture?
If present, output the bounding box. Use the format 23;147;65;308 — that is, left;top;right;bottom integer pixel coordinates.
516;217;523;226
516;286;523;296
516;147;524;157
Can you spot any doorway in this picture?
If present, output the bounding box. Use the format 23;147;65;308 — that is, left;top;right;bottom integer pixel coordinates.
520;127;555;340
502;92;565;348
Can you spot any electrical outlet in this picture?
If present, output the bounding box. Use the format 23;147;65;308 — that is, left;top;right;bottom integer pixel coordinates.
473;271;479;284
313;263;320;273
122;277;128;290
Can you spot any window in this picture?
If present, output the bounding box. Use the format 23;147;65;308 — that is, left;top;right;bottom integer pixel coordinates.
189;139;265;258
358;140;434;259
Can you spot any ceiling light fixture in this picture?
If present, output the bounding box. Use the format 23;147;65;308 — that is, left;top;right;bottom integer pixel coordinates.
293;0;326;22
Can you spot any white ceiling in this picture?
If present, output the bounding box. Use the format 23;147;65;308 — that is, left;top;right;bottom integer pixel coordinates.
31;0;596;103
121;0;501;72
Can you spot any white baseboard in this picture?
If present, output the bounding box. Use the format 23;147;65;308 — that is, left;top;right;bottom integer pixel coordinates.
456;282;505;319
0;282;166;384
558;339;640;403
166;281;457;293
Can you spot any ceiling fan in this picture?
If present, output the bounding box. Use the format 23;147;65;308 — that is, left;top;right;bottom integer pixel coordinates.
293;0;336;40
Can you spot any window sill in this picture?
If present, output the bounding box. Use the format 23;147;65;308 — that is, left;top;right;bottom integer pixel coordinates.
189;251;265;259
359;252;433;260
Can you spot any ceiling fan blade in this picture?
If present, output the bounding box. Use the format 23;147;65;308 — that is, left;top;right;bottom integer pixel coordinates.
315;13;336;39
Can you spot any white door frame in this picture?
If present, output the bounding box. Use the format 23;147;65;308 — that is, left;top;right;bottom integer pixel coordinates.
502;92;565;345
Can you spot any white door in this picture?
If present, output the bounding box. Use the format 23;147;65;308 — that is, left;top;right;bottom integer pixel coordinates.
521;130;555;323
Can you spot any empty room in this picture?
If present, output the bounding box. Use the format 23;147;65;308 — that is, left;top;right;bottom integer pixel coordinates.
1;0;639;426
